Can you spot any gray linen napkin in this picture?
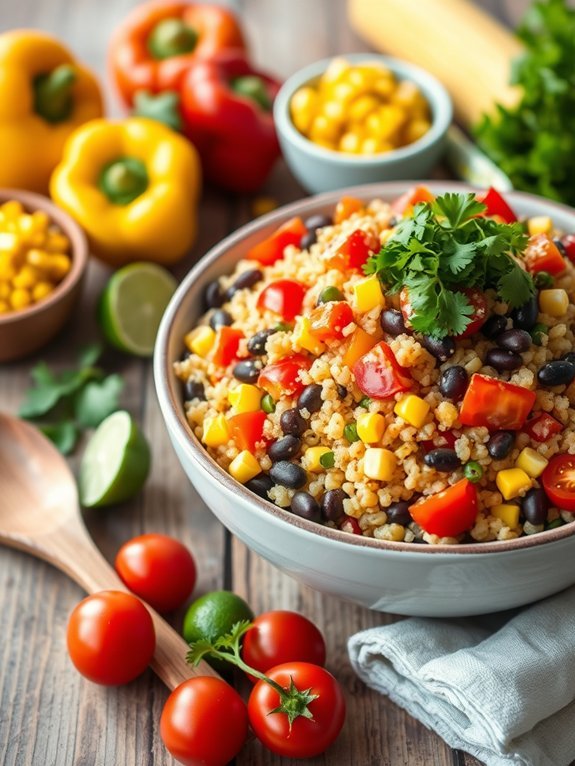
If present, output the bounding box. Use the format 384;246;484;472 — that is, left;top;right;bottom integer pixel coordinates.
348;586;575;766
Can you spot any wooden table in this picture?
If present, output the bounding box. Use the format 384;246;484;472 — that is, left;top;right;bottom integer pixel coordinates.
0;1;530;764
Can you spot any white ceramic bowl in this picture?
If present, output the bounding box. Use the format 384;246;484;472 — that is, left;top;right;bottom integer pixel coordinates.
154;182;575;617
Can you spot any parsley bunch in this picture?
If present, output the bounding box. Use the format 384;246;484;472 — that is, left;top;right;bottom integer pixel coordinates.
365;193;532;339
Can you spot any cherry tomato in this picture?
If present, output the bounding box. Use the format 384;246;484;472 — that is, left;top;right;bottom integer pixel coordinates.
523;233;566;276
228;411;267;451
257;279;307;321
459;374;536;430
542;454;575;511
560;234;575;262
257;354;311;399
248;662;345;758
327;229;379;270
115;534;197;613
409;479;478;537
333;195;364;224
309;301;354;340
66;591;155;685
391;185;435;215
161;677;248;766
523;412;563;443
476;187;517;223
211;327;244;367
247;217;307;265
456;288;488;338
353;340;412;400
242;611;326;681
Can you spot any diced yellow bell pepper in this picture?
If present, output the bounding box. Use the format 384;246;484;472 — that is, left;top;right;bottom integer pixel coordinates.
353;274;385;312
394;395;430;429
496;468;532;501
202;414;230;447
342;326;379;367
303;445;332;472
185;326;216;357
356;412;385;443
229;450;261;484
294;317;326;356
527;216;552;236
364;448;396;481
516;447;549;479
491;504;520;529
228;384;262;414
539;289;569;317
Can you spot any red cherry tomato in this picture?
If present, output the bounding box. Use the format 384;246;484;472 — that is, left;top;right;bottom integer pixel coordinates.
327;229;379;270
211;327;244;367
456;288;488;338
309;301;354;340
560;234;575;262
523;412;563;443
115;534;196;613
542;454;575;511
476;187;517;223
459;374;536;430
228;410;267;451
66;591;155;685
242;611;326;681
523;233;566;276
247;217;307;265
353;340;412;400
391;185;435;215
161;677;248;766
248;662;345;758
257;354;311;399
257;279;307;321
409;479;478;537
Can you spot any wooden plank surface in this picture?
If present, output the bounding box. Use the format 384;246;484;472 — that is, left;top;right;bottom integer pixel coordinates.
0;1;530;765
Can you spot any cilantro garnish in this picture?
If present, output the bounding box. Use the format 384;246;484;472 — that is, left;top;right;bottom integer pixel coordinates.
364;192;532;339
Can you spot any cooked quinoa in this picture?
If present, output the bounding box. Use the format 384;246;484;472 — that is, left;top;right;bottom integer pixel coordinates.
176;190;575;545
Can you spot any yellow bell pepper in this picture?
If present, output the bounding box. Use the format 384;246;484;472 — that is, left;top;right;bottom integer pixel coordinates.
0;31;103;194
51;117;201;266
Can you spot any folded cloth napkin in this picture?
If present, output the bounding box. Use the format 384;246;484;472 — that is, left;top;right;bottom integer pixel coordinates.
348;586;575;766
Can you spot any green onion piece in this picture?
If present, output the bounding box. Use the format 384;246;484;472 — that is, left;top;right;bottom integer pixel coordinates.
358;396;371;409
275;322;293;332
463;460;483;483
534;271;554;288
261;393;275;413
531;322;548;346
344;423;359;443
317;286;344;304
546;518;564;530
320;451;335;469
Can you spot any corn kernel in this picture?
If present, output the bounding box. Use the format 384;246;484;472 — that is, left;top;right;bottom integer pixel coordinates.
47;254;71;280
394;395;430;429
26;249;53;272
392;80;427;111
229;450;261;483
527;216;552;236
539;288;569;317
353;275;385;312
45;232;70;252
309;114;341;144
1;200;23;219
31;210;49;233
360;137;382;154
290;86;318;133
202;414;230;447
348;95;380;123
32;281;54;302
331;81;356;106
496;468;532;500
491;504;520;529
12;265;40;289
0;299;9;314
364;448;396;481
372;75;395;99
322;99;346;123
357;412;385;444
228;384;262;414
10;288;31;310
404;119;432;144
0;231;20;254
304;445;332;472
338;131;363;153
321;57;350;86
185;326;216;356
0;281;9;300
294;317;325;356
516;447;549;479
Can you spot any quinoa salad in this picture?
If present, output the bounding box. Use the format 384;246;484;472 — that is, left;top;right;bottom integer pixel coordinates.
175;186;575;545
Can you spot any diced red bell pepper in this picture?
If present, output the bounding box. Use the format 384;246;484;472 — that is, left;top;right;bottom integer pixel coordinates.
391;185;435;215
247;217;307;265
459;374;536;430
257;353;311;399
409;479;478;538
421;430;458;453
523;233;566;276
476;187;517;223
211;326;244;367
333;196;364;225
228;411;267;452
456;288;488;338
338;516;362;535
523;412;563;443
309;301;354;341
560;234;575;262
256;279;307;321
326;229;379;271
353;341;412;400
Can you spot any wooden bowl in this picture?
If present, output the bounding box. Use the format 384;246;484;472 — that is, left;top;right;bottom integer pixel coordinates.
0;189;88;363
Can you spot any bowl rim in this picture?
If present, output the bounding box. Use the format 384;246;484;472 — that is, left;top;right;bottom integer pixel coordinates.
273;53;453;165
0;188;88;325
154;180;575;556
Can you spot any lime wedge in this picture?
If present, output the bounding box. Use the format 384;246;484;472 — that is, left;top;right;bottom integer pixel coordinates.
79;411;151;508
99;263;177;357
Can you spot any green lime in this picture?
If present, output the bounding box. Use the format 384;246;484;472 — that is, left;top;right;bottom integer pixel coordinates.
99;262;177;357
183;590;254;645
79;410;151;508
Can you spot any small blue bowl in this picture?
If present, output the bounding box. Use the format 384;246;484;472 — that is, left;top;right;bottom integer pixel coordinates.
274;53;453;194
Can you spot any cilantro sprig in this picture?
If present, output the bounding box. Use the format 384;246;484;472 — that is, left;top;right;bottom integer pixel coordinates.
365;192;532;339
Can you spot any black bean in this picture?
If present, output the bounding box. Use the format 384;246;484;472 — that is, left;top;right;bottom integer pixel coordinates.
386;501;412;526
245;473;274;500
232;359;263;384
270;461;307;489
521;488;549;526
297;384;323;413
496;329;532;354
209;309;233;331
300;230;318;250
184;379;205;401
553;238;567;257
511;296;539;331
485;348;523;372
305;213;333;231
481;314;507;339
269;435;301;462
439;366;468;402
247;328;277;356
380;309;408;337
423;448;461;472
180;348;192;362
321;489;348;522
562;352;575;366
280;408;307;436
487;431;515;460
421;335;456;363
226;269;263;298
538;360;575;387
205;280;224;309
290;491;321;522
336;384;348;399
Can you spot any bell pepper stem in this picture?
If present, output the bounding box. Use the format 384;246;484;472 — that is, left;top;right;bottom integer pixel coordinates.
230;76;272;111
99;158;149;206
148;18;198;60
33;64;76;124
133;90;183;132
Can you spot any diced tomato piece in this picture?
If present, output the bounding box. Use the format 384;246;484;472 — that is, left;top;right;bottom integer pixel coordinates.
257;279;307;321
523;233;566;276
212;327;244;367
228;411;267;452
342;327;380;368
476;187;517;223
391;185;435;216
257;354;312;399
399;286;414;328
409;479;478;537
334;196;364;225
353;341;412;400
459;374;536;430
326;229;379;271
542;454;575;511
309;301;354;341
560;234;575;262
456;288;488;338
247;217;307;266
523;412;563;443
338;516;362;535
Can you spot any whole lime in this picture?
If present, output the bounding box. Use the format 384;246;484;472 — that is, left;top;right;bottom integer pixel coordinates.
183;590;255;647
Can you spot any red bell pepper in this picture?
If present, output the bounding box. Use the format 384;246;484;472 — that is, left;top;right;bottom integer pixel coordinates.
248;218;307;265
560;234;575;262
228;411;267;452
257;354;311;399
353;341;412;400
523;233;566;276
476;187;517;223
326;229;379;271
459;374;536;430
211;326;244;367
409;479;478;538
309;301;354;340
523;412;563;443
257;279;307;321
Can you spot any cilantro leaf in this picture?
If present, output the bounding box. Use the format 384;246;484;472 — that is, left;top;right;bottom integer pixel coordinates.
74;374;124;428
39;421;79;455
498;266;535;309
432;193;486;227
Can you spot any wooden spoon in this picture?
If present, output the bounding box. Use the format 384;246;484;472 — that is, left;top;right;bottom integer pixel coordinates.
0;411;218;690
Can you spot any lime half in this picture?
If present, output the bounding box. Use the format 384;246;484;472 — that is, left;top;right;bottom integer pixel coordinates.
99;263;177;357
79;411;151;508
